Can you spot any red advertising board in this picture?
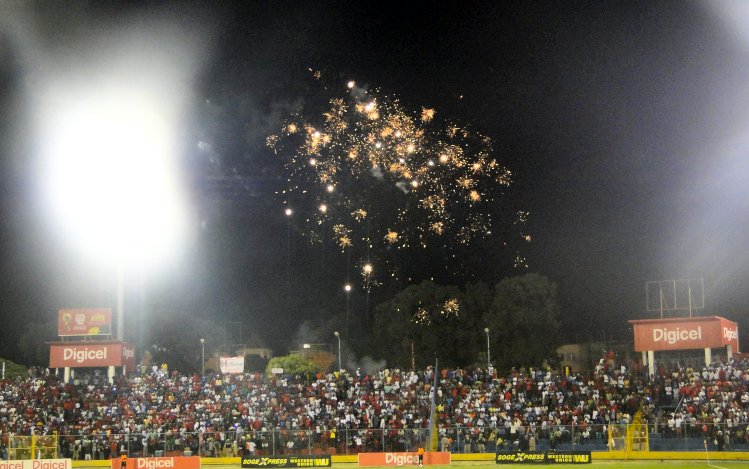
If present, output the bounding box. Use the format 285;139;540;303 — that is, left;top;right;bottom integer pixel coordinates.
58;308;112;336
358;452;451;466
110;457;200;469
50;342;137;369
629;316;739;352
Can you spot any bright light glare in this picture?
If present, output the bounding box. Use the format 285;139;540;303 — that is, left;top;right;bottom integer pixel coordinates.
40;86;187;267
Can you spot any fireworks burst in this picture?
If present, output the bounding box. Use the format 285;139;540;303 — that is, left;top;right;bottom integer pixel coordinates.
412;307;432;325
440;298;460;318
270;76;528;287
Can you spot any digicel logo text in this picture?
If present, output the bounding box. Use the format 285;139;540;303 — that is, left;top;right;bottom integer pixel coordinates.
0;463;23;469
723;327;738;341
136;458;174;469
653;326;701;345
33;461;70;469
384;453;418;466
63;347;107;363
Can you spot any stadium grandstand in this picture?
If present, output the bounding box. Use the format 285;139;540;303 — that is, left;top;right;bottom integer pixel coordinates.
0;355;748;460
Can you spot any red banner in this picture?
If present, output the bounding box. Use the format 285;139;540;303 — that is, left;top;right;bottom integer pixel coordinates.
358;452;450;466
629;316;739;352
50;342;137;369
58;308;112;336
122;343;137;371
110;457;200;469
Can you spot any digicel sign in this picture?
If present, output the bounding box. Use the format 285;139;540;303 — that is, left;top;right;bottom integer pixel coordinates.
630;316;740;352
358;452;451;467
50;342;135;368
64;347;107;363
110;458;199;469
652;326;702;345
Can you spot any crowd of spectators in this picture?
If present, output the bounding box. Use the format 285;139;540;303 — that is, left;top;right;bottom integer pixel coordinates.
0;354;748;459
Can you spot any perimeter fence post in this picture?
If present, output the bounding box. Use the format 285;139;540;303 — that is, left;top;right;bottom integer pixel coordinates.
571;422;575;450
682;422;686;451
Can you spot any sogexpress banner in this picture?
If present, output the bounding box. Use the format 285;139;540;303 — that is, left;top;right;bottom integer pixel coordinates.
241;455;331;468
496;451;591;464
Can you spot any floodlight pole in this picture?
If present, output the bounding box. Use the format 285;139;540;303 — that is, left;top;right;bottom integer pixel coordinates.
484;327;491;370
344;284;352;336
200;338;205;375
116;261;125;342
334;331;341;372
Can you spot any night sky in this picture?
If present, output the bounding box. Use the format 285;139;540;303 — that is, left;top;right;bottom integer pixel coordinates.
1;1;749;362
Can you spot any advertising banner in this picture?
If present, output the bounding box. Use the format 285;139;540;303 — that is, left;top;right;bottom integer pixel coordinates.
109;457;200;469
718;317;740;351
122;344;137;371
358;452;451;466
546;452;592;464
629;316;739;352
220;356;245;374
1;459;72;469
50;342;136;368
58;308;112;337
495;451;591;464
0;459;71;469
241;455;331;468
495;452;546;464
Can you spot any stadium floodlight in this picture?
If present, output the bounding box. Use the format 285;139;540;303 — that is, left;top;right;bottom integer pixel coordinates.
38;83;188;341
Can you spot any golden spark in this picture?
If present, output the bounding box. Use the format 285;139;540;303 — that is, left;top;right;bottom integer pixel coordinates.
441;298;460;317
457;177;474;189
413;308;432;325
421;108;435;122
266;135;279;149
352;209;368;221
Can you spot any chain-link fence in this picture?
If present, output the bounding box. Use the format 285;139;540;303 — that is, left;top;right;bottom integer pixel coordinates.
6;435;58;460
5;422;748;460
